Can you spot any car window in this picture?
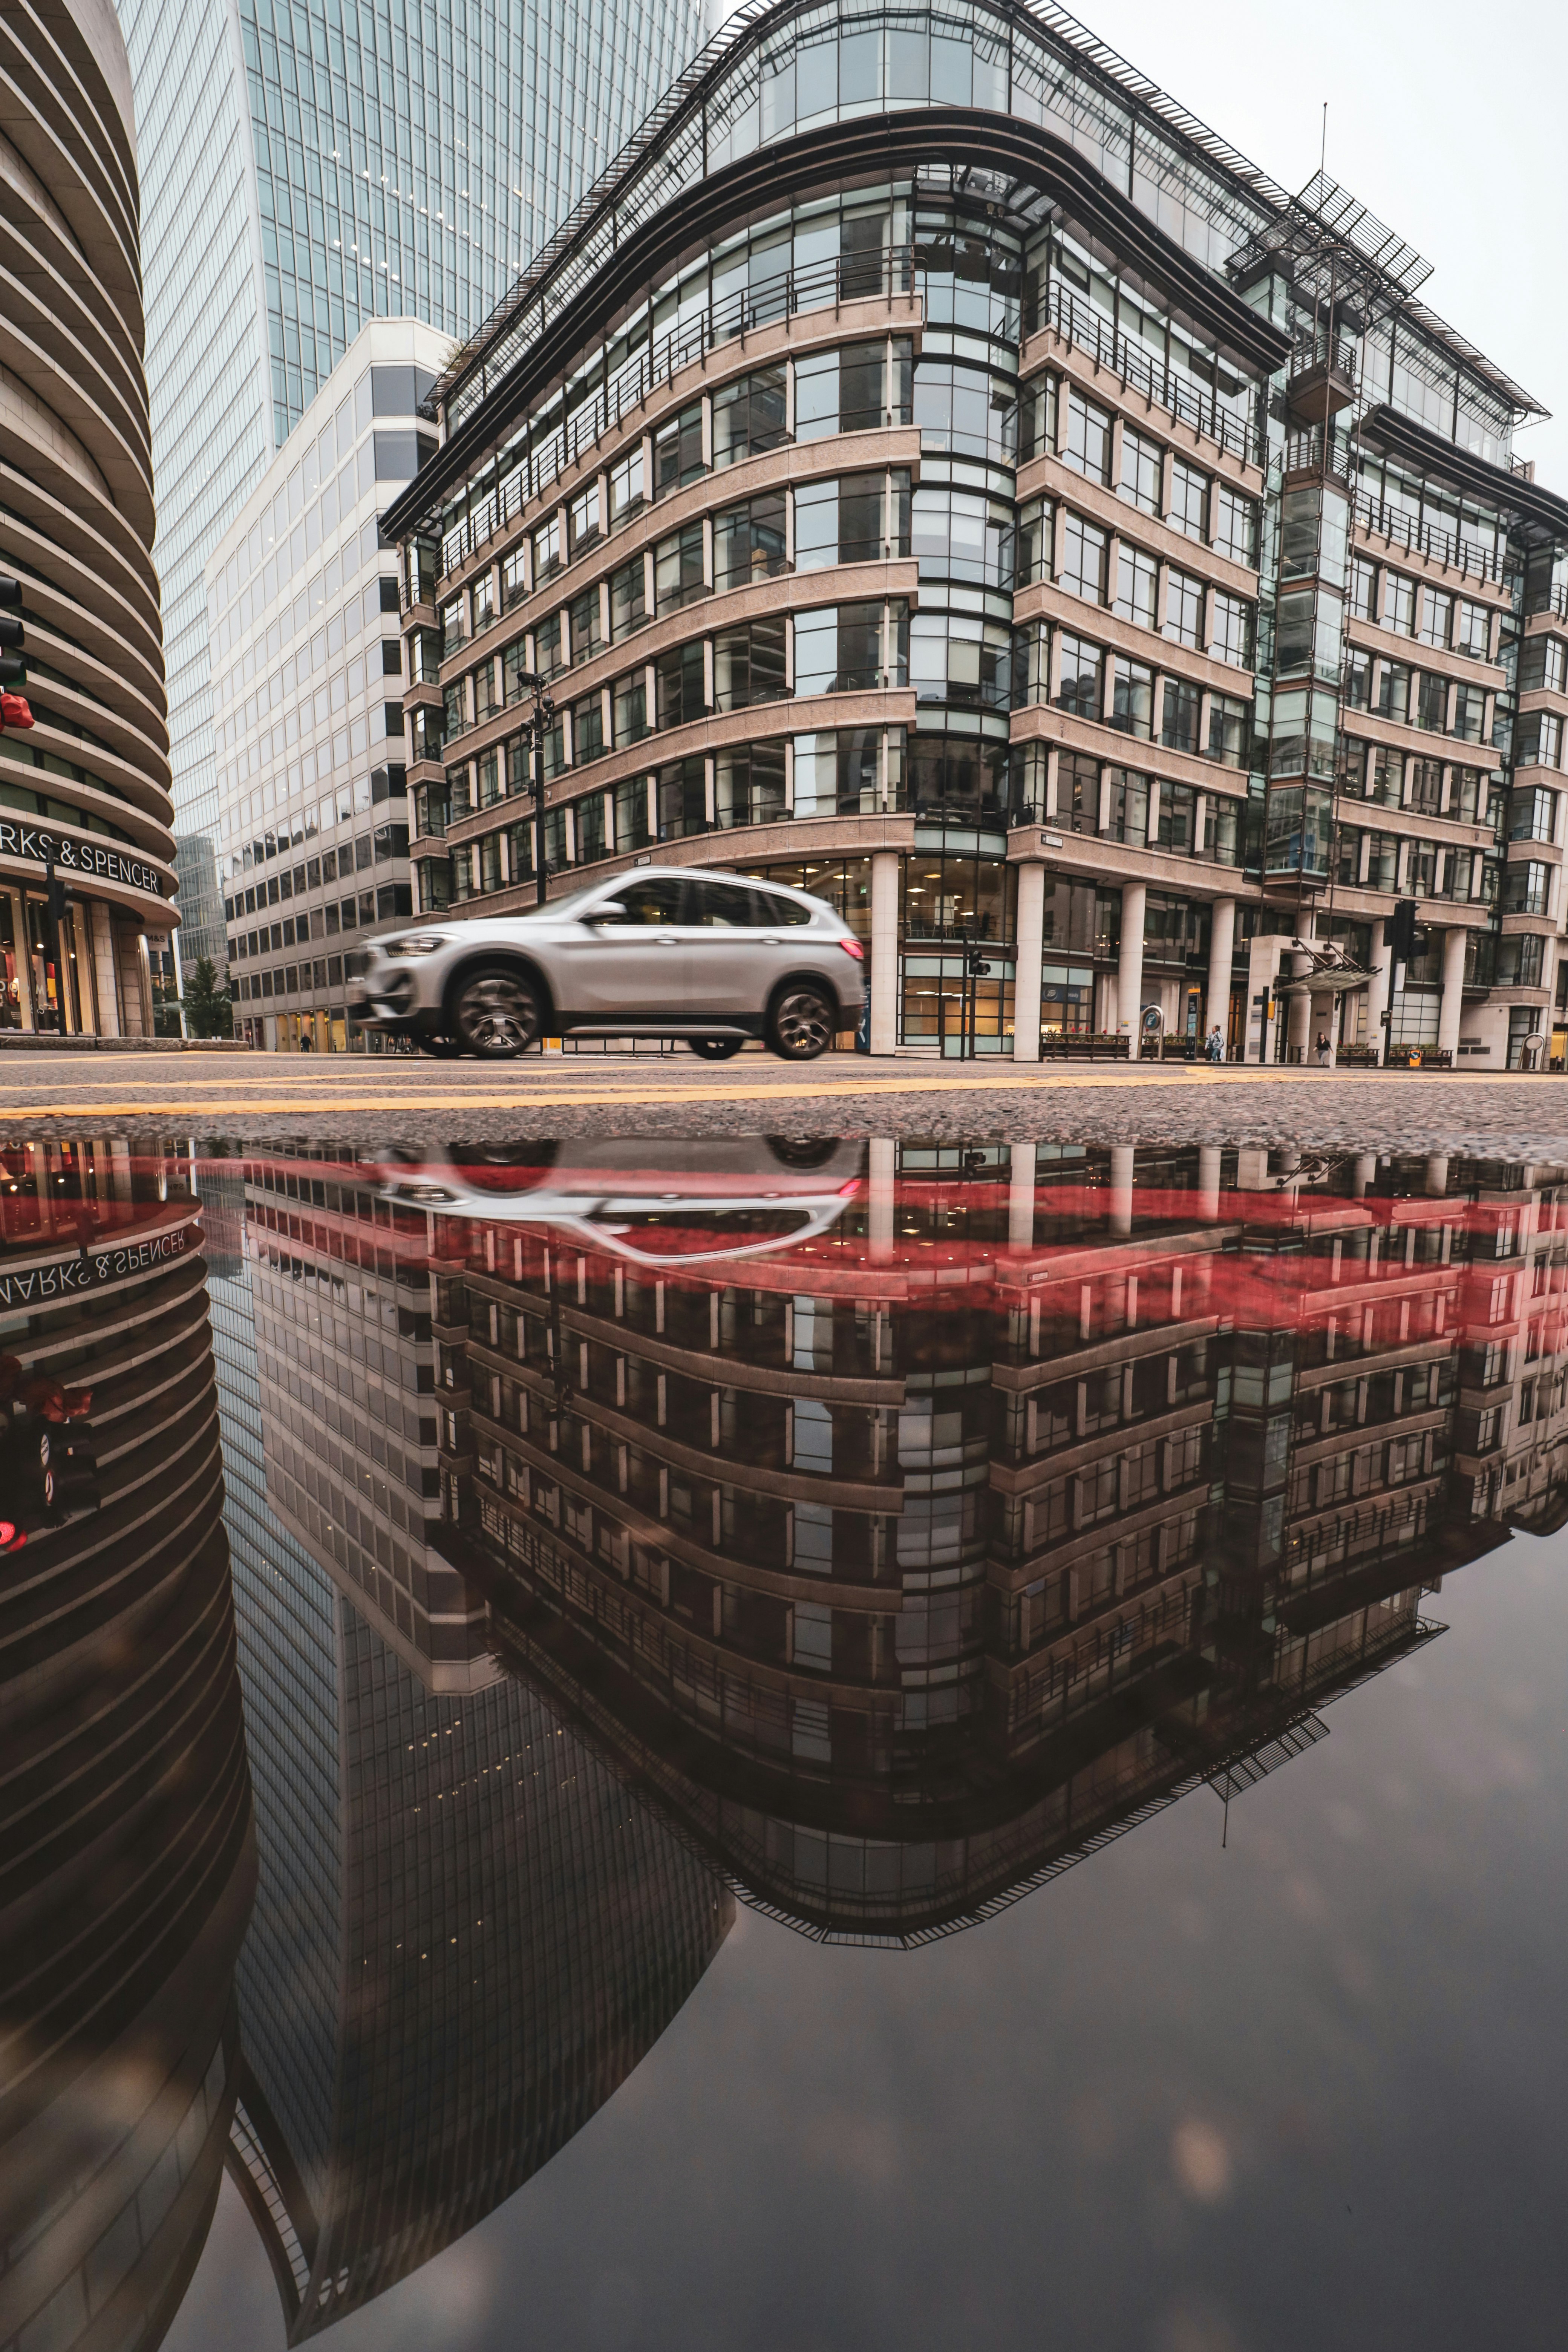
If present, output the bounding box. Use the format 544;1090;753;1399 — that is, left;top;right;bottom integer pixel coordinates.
689;879;759;928
598;877;683;924
755;890;813;926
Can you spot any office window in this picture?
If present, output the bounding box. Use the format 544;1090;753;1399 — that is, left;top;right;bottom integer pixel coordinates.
1420;587;1452;648
1348;556;1377;620
1114;544;1158;630
654;522;706;614
712;365;788;467
613;670;649;747
1055;634;1103;721
1161;678;1200;754
654;403;704;493
1455;599;1492;660
1164;567;1204;649
1213;484;1259;566
656;642;705;728
1058;749;1101;835
1119;428;1161;517
569;586;603;666
609;445;645;524
1012;496;1054;588
1061;386;1112;484
713;617;787;709
1110;656;1153;740
1386;573;1417;635
1059;513;1108;602
571;693;605;764
611;556;647;640
1168;459;1208;541
1210;589;1253;668
714;492;787;589
1105;766;1147;844
1207;693;1250;767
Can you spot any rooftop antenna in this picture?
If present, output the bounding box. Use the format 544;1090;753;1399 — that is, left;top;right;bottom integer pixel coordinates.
1320;100;1328;183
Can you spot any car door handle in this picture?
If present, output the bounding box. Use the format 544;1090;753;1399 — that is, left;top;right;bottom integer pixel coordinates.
760;936;780;944
657;932;678;944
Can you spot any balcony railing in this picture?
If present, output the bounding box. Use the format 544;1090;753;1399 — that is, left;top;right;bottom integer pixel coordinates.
1041;278;1263;467
1352;489;1505;586
438;246;919;583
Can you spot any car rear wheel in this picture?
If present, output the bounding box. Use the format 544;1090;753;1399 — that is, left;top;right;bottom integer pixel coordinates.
417;1034;464;1058
688;1036;744;1060
767;983;836;1061
450;965;544;1058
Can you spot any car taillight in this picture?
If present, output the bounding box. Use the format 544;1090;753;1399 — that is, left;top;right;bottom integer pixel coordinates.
838;938;865;960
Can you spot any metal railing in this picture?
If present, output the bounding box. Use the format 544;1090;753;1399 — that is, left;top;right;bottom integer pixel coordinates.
1041;277;1263;467
1352;488;1505;585
438;246;918;583
1288;332;1359;383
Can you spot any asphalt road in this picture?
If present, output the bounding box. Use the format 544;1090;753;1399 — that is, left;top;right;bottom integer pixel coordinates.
4;1048;1568;1156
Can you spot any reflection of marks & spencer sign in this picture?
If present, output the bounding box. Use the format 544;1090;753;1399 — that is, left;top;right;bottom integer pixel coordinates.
0;1225;188;1309
0;820;165;899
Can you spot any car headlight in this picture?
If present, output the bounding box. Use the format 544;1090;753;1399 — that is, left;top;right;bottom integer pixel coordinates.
381;935;445;959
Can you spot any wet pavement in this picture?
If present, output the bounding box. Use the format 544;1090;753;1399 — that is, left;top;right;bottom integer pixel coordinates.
3;1130;1567;2351
3;1050;1568;1158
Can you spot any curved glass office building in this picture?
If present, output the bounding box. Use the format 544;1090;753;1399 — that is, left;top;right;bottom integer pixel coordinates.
387;0;1568;1069
116;0;714;968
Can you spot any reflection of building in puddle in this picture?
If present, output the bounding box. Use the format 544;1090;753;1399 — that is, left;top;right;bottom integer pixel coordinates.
210;1149;731;2341
0;1141;254;2352
381;1138;1568;1942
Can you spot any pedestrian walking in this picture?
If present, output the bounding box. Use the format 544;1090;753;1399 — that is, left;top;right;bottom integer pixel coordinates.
1206;1024;1224;1064
1315;1028;1331;1067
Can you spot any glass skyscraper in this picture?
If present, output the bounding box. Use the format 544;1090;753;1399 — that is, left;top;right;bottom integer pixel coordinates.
115;0;713;962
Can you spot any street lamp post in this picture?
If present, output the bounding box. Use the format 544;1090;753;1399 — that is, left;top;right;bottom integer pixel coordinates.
509;670;556;908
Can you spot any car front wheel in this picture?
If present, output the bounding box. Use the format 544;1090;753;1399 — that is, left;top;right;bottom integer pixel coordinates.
688;1036;744;1060
767;983;836;1061
450;965;545;1058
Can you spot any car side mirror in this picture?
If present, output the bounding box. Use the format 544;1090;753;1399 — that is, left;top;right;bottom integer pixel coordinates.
588;905;628;926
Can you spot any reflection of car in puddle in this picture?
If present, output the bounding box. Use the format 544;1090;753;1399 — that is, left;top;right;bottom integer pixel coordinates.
378;1138;863;1267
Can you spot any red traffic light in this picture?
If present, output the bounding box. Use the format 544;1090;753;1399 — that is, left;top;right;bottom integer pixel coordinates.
0;691;33;730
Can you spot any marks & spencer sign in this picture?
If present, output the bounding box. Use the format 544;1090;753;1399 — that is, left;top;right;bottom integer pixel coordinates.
0;821;165;898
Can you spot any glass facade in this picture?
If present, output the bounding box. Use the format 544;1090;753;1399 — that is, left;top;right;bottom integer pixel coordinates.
385;0;1568;1070
116;0;712;955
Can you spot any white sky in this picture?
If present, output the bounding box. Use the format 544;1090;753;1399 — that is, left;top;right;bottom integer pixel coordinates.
708;0;1568;486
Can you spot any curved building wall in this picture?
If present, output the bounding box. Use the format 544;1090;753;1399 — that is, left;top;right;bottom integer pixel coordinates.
0;1139;255;2352
0;0;175;1035
389;0;1568;1072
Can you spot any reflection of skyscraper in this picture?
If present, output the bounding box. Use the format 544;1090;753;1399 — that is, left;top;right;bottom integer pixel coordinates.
0;1140;254;2352
207;1150;732;2341
396;1138;1559;1940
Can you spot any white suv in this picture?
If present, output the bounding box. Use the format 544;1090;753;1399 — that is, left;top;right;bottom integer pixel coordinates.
352;864;865;1060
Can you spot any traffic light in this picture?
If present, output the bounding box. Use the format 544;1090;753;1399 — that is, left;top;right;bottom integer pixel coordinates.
1387;899;1419;964
0;575;32;732
965;951;992;978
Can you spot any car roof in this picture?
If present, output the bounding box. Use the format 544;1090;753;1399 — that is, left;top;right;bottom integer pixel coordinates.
591;864;833;910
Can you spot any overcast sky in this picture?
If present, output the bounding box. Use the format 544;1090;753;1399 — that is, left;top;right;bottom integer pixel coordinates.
710;0;1568;485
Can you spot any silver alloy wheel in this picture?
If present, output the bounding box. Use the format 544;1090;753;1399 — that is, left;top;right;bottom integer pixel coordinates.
770;984;835;1060
452;969;542;1057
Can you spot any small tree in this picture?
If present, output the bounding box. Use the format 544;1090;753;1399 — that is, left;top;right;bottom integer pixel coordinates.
183;955;233;1039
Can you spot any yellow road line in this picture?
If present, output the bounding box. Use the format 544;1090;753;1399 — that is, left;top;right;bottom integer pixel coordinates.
0;1066;1542;1119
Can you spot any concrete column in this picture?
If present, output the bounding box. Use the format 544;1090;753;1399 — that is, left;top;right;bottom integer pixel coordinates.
1365;919;1389;1065
1352;1153;1376;1198
1109;1145;1134;1237
1424;1155;1450;1197
867;1137;896;1260
1118;881;1147;1059
1285;953;1312;1063
1008;1142;1037;1251
869;850;899;1055
1204;895;1236;1056
1438;925;1467;1057
1197;1144;1222;1220
1013;860;1045;1063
